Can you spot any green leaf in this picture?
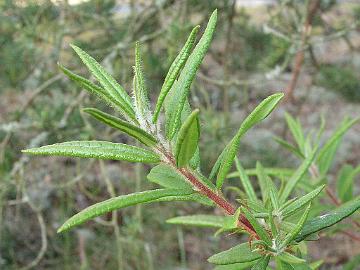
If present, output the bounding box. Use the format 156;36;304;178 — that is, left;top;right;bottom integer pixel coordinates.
208;242;261;265
83;108;157;146
175;109;200;167
152;25;200;123
216;93;284;189
147;163;192;190
281;185;325;218
279;147;318;203
241;207;271;245
59;64;134;119
22;141;160;163
57;188;194;233
276;259;295;270
167;214;227;228
284;113;305;154
166;10;217;139
267;174;280;210
70;44;136;121
256;162;270;203
214;261;259;270
274;136;304;159
278;252;306;264
251;255;270;270
316;117;360;175
336;164;355;202
281;204;311;248
295;197;360;242
133;41;151;120
227;167;294;179
235;157;258;202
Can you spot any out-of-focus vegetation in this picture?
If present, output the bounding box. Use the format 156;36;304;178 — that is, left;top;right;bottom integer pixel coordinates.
1;0;360;269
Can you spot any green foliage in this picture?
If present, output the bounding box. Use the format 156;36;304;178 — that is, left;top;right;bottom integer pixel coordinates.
22;10;360;268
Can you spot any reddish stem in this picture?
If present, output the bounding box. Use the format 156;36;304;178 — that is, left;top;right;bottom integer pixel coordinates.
160;148;257;237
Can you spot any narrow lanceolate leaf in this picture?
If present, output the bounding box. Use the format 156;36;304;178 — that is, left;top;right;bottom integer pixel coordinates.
279;146;318;203
241;207;271;245
57;189;193;233
316;117;360;175
295;197;360;242
83;108;157;146
59;65;134;118
336;165;354;202
274;136;304;159
281;185;325;218
134;42;151;120
284;113;305;154
22;141;160;163
281;204;311;248
166;10;217;139
278;252;306;264
175;109;200;167
251;255;270;270
147;163;193;190
216;93;284;189
208;242;261;265
152;25;200;123
70;44;136;121
167;215;227;228
256;162;270;203
235;157;258;202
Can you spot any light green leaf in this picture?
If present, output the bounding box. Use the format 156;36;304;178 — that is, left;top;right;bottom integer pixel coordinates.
316;117;360;175
152;25;200;123
256;162;270;203
295;197;360;242
278;252;306;264
175;109;200;167
336;164;354;202
57;188;194;233
70;44;136;121
274;136;304;159
284;113;305;154
166;10;217;139
216;93;284;189
147;163;192;190
241;207;271;245
167;214;227;228
281;185;325;218
280;147;318;203
208;242;261;265
227;167;294;179
134;41;151;120
235;157;258;202
251;255;270;270
281;204;311;248
83;108;157;146
22;141;160;163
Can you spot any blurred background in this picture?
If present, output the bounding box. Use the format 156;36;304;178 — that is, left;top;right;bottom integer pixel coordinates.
1;0;360;269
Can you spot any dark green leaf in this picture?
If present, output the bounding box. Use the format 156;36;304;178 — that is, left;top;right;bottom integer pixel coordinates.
83;108;157;146
295;197;360;242
241;207;271;245
281;185;325;218
208;242;261;265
